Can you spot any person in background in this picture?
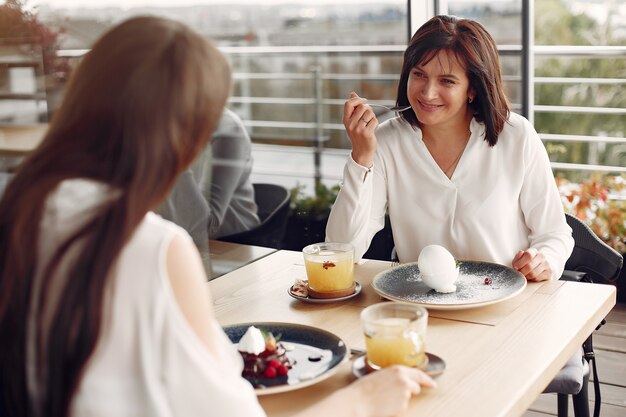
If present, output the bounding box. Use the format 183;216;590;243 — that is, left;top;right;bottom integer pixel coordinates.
0;16;434;417
207;108;260;238
158;107;260;250
327;15;573;282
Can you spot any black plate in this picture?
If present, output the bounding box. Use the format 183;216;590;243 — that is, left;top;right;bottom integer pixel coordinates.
373;261;526;310
224;322;348;395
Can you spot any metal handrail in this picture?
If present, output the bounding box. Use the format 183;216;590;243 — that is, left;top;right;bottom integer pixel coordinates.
47;45;626;177
57;44;626;57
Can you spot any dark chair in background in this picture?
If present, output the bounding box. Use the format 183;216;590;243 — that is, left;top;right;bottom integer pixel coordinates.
543;213;623;417
218;183;290;249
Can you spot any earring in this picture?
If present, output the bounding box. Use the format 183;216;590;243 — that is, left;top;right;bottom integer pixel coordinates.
468;97;474;104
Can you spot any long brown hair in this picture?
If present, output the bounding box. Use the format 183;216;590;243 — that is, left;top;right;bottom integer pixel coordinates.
397;15;510;146
0;16;231;417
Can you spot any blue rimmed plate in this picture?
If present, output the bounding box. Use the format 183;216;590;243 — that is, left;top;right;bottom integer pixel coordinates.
223;322;348;395
372;261;526;310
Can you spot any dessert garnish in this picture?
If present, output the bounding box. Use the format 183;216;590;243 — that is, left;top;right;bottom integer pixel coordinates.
484;277;493;285
291;279;308;297
237;326;295;387
322;261;336;269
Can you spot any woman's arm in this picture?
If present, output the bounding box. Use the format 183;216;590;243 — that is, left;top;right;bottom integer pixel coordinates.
515;119;574;280
166;232;235;361
326;93;388;260
326;156;387;260
294;366;435;417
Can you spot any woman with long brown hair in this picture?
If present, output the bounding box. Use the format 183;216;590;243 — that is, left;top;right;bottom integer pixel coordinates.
328;15;573;282
0;16;434;417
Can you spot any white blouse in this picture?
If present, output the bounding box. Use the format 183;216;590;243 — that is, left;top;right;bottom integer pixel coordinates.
326;113;574;279
29;179;265;417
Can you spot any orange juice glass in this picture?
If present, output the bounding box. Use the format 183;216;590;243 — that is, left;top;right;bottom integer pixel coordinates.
361;302;428;369
302;242;354;292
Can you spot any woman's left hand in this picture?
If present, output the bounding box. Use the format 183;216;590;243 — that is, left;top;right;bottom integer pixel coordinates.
512;248;552;282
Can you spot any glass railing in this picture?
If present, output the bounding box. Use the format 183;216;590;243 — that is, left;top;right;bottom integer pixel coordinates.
217;43;626;192
3;43;625;190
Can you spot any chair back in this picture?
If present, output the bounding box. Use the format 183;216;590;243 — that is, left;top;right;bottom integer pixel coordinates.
218;183;290;249
563;213;623;283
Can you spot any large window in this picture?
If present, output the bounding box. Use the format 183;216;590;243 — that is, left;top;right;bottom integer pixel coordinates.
2;0;625;185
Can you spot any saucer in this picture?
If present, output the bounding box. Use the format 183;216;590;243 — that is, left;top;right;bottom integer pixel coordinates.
307;282;356;299
351;353;446;378
288;282;362;304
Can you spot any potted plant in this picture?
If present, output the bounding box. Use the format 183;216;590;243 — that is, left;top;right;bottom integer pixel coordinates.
282;182;395;260
556;174;626;301
0;0;70;120
282;182;340;251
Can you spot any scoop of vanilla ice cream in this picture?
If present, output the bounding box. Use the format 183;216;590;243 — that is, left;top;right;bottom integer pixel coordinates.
237;326;266;355
417;245;459;293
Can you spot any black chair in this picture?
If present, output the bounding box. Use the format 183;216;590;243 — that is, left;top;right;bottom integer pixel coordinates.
218;183;290;249
543;213;623;417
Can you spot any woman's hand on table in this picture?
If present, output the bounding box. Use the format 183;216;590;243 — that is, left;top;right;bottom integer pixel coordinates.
295;365;435;417
348;366;436;417
512;248;553;282
344;92;379;168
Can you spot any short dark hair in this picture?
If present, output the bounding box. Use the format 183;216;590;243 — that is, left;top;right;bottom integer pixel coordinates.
397;15;509;146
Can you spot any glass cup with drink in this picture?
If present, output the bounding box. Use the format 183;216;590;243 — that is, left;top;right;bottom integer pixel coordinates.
302;242;355;298
360;302;428;370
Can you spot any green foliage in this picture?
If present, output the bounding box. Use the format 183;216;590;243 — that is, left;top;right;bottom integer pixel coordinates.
534;0;626;170
289;182;340;219
557;173;626;254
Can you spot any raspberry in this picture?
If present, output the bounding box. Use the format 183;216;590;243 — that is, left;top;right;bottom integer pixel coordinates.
268;359;281;369
276;364;288;376
264;366;277;378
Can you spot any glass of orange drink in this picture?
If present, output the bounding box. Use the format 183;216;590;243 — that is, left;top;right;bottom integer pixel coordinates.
302;242;354;294
361;302;428;370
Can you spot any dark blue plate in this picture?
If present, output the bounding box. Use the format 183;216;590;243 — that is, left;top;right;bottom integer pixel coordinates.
373;261;526;310
224;322;348;395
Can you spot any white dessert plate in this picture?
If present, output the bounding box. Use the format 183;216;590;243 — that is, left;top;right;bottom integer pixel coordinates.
223;322;348;395
372;261;526;310
288;281;362;303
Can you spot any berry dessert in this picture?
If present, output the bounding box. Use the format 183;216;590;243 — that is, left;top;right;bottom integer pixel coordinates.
237;326;295;387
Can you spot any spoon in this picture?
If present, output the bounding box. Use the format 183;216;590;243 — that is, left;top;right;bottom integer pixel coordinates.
368;104;412;112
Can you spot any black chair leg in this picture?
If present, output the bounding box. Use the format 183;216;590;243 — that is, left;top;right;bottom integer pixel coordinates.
572;370;590;417
557;393;569;417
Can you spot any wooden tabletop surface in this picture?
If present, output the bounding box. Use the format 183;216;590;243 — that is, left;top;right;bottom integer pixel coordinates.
210;250;616;417
0;124;47;156
208;239;277;279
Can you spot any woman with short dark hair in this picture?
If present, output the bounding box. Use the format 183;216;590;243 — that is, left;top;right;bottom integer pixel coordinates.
328;15;573;282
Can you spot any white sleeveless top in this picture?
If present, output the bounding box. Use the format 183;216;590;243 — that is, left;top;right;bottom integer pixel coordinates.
29;179;265;417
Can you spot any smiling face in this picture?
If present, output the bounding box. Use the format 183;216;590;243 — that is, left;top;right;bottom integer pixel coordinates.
406;49;474;132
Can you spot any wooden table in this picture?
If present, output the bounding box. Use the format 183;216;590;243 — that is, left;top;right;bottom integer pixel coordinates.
0;124;47;157
209;250;616;417
208;240;277;279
